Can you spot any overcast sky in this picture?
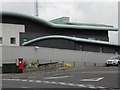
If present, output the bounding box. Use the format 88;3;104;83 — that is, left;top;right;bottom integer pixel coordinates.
0;1;119;44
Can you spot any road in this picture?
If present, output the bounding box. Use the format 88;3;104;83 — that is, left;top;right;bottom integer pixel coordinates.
2;66;119;90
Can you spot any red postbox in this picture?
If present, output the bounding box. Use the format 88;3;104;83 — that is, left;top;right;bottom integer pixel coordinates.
18;58;23;73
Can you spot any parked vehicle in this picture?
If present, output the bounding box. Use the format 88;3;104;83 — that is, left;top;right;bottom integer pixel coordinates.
105;55;120;67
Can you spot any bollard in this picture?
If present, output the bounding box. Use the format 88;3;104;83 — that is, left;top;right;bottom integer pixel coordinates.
94;63;96;66
84;62;86;67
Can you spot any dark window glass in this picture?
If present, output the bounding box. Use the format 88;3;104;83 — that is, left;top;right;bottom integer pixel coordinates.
0;37;3;44
23;38;28;42
10;37;16;44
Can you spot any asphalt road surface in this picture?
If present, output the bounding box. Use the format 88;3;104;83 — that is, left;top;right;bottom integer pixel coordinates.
2;66;119;90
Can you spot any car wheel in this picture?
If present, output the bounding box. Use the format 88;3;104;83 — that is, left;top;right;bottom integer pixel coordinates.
119;61;120;66
106;64;109;67
117;63;120;67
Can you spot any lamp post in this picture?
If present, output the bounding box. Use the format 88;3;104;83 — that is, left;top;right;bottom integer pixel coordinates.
34;46;39;61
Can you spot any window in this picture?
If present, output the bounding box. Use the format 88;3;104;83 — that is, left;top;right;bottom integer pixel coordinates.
10;37;16;44
23;38;28;42
0;37;3;44
110;55;120;60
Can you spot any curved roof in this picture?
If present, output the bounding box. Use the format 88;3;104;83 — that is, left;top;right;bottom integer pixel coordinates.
22;35;118;46
53;23;118;31
0;11;53;27
0;12;118;31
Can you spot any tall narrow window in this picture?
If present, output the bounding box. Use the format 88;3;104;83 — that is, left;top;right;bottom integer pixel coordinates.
99;47;102;53
10;37;16;44
0;37;3;44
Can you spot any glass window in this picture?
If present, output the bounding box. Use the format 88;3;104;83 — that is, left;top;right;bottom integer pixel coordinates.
99;47;102;52
110;55;120;60
10;37;16;44
23;38;28;42
0;37;3;44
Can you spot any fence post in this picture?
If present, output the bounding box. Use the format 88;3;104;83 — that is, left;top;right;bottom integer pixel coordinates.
94;62;96;66
62;61;64;67
73;61;75;68
84;62;86;67
50;60;52;63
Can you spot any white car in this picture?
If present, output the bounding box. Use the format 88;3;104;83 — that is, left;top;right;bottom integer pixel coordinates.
105;55;120;67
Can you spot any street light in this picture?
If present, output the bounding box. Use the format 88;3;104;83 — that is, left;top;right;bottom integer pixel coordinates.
34;46;39;50
34;46;39;63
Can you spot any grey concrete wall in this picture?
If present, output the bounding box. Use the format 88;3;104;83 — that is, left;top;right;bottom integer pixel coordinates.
0;46;2;67
118;2;120;45
1;46;117;67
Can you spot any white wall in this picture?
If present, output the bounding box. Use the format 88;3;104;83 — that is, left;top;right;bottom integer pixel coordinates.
0;23;25;46
1;46;116;67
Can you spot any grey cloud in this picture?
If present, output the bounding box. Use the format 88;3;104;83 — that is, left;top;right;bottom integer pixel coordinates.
1;2;35;15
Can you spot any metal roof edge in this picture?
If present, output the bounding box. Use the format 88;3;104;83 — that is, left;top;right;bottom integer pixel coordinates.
1;12;118;31
0;11;53;26
22;35;119;46
51;24;118;31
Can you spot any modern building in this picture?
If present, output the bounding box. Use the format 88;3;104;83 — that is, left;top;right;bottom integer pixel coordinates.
0;23;25;46
0;12;120;54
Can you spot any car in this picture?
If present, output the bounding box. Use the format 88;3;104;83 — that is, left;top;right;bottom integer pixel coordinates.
105;55;120;67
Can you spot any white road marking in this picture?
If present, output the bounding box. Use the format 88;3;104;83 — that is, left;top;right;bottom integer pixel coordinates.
87;85;96;89
45;76;70;79
96;86;106;89
10;79;21;81
67;83;75;86
43;81;50;84
36;80;42;83
2;78;107;89
14;79;21;81
21;87;29;88
50;82;58;84
88;86;97;89
97;77;104;81
58;82;67;85
7;79;13;81
21;79;27;82
28;80;34;82
2;79;10;80
76;84;87;88
80;77;104;81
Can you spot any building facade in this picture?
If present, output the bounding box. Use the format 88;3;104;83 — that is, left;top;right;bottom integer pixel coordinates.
0;23;25;46
0;12;120;54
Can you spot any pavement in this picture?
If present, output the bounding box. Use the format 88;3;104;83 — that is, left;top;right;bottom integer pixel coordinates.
2;66;119;90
